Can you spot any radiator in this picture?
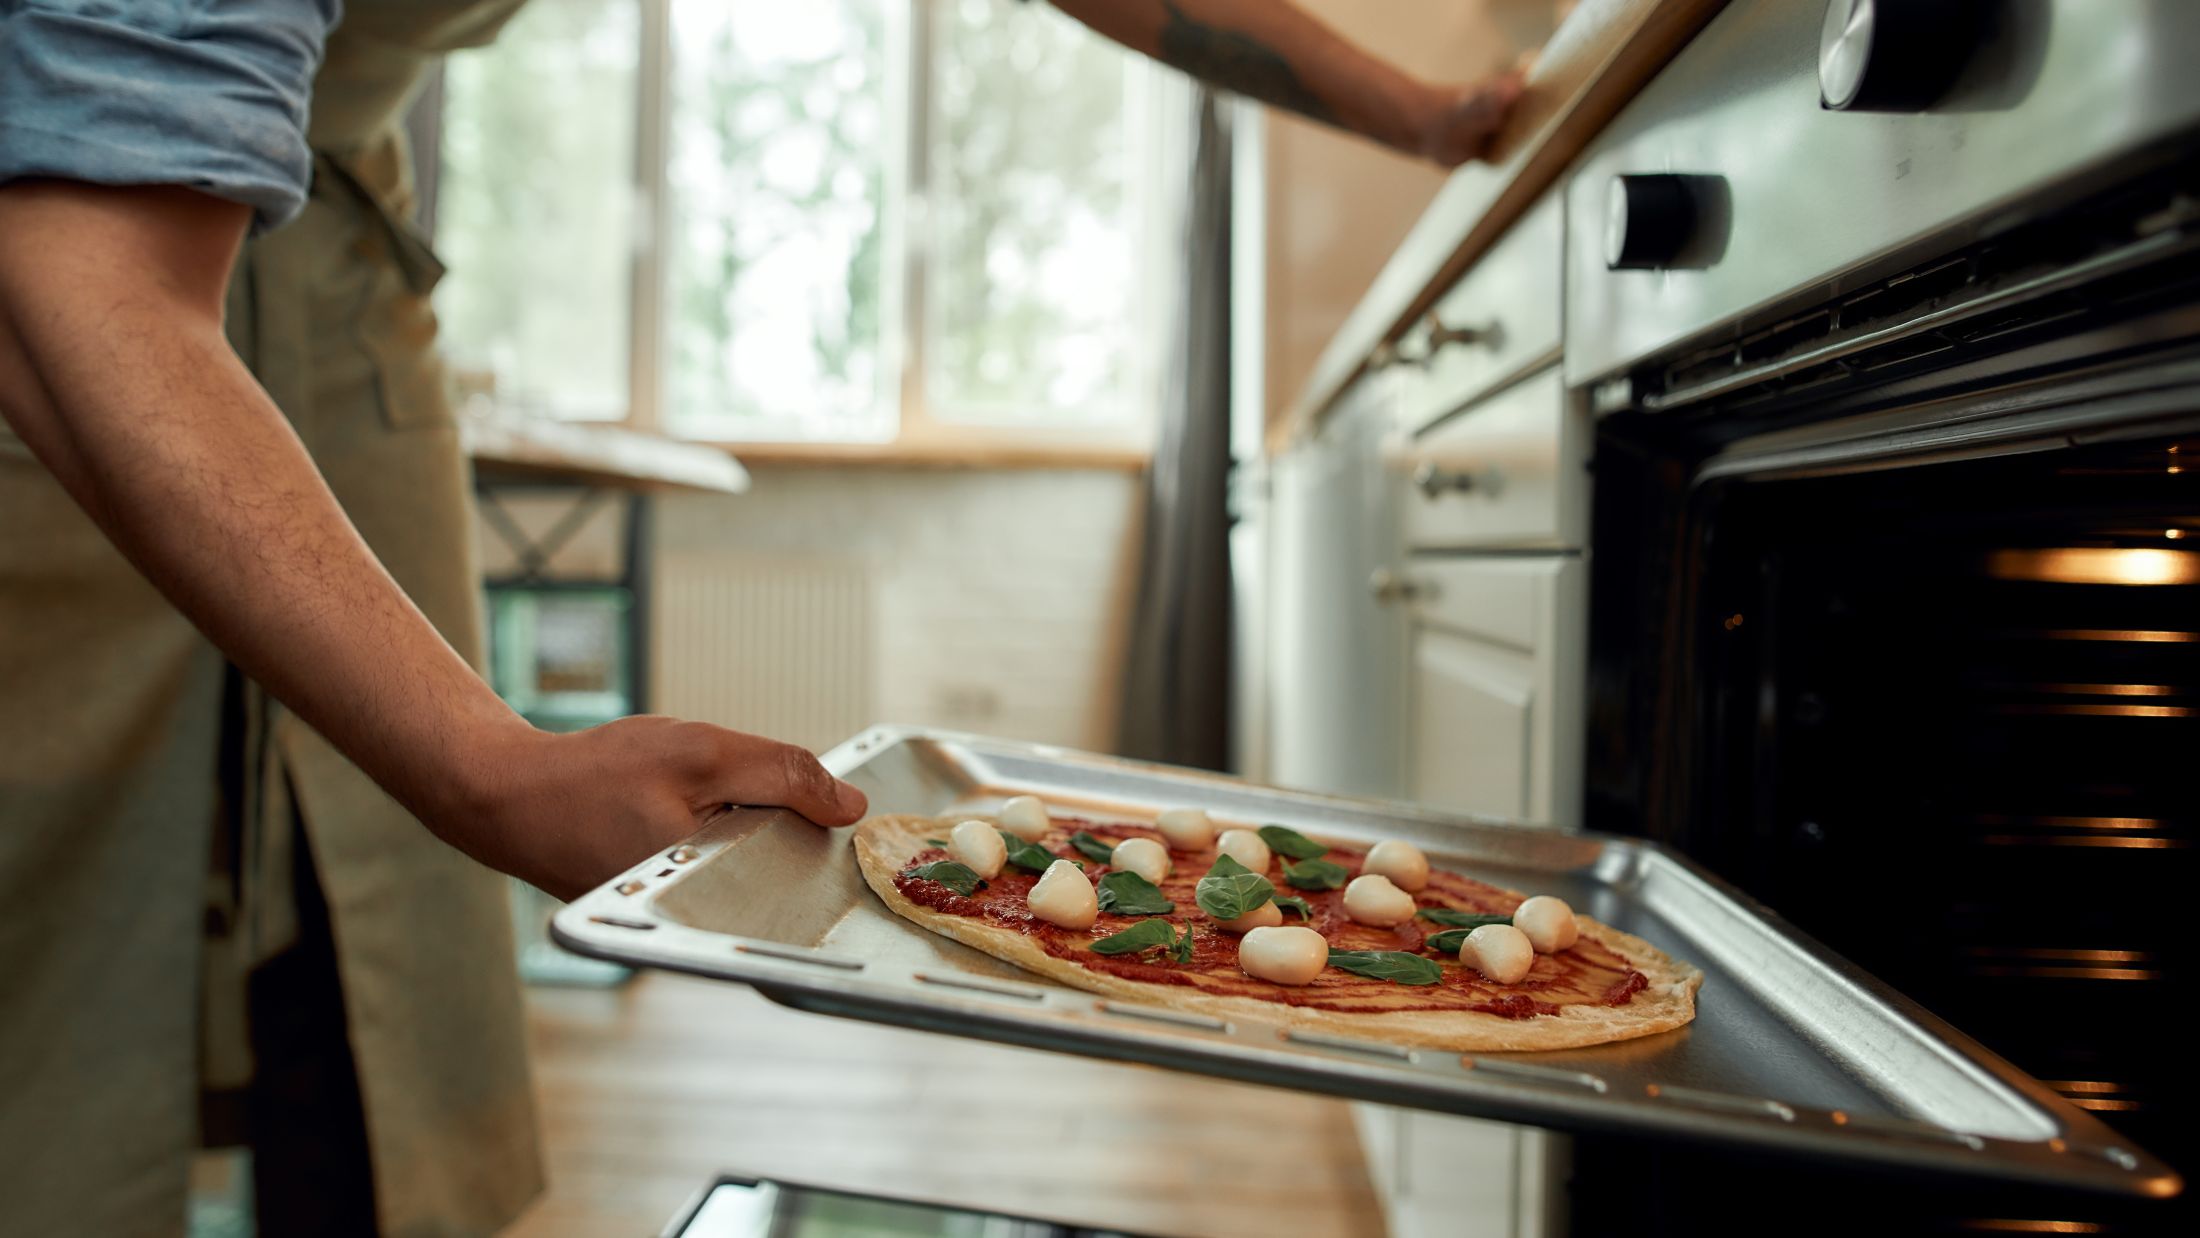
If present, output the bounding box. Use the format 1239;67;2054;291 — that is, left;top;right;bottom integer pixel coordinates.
650;553;876;754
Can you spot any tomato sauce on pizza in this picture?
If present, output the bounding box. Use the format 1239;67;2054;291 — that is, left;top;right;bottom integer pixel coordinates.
893;818;1649;1019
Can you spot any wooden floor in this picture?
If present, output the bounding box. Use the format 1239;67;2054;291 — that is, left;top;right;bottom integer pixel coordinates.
504;973;1385;1238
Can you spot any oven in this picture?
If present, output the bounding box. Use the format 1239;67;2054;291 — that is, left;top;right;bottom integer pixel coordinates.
1565;1;2200;1230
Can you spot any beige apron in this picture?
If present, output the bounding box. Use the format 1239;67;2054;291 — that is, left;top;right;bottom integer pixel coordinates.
1;2;541;1234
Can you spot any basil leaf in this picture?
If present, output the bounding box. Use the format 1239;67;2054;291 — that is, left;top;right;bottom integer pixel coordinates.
1195;853;1277;921
1423;927;1478;955
1169;922;1196;965
1272;894;1313;919
1096;871;1176;916
997;829;1066;875
1090;918;1179;956
1256;824;1327;860
1069;831;1117;865
1282;857;1349;890
924;838;949;847
1417;908;1512;929
1328;950;1444;986
902;860;986;897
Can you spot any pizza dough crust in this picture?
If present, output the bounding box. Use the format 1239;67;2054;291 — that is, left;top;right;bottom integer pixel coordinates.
855;814;1703;1053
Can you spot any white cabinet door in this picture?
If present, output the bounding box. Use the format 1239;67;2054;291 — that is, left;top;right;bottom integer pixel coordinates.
1228;461;1271;783
1409;629;1534;820
1397;556;1587;827
1393;1112;1529;1238
1266;374;1408;800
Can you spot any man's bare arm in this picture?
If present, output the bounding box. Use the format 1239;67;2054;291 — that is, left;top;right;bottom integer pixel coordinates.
0;182;864;899
1048;0;1522;166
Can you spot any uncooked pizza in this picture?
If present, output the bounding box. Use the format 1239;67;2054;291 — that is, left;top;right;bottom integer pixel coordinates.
853;798;1702;1052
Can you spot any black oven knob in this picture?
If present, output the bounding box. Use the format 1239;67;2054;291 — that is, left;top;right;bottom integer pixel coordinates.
1819;0;1987;112
1604;174;1697;271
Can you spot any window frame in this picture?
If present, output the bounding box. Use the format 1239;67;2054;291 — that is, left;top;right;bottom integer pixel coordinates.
584;0;1184;460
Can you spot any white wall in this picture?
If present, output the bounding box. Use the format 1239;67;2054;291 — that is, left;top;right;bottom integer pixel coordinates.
651;466;1145;754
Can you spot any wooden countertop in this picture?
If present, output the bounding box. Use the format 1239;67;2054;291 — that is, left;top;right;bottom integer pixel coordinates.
462;412;751;494
1279;0;1727;449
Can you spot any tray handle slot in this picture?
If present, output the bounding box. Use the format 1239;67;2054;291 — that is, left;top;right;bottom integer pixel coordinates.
2080;1145;2142;1171
1827;1109;1987;1150
1095;1002;1232;1033
1282;1029;1419;1061
1461;1057;1610;1093
912;972;1048;1003
1645;1083;1796;1123
587;915;657;931
733;942;866;972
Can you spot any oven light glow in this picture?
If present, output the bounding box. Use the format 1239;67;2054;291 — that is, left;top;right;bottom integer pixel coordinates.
2036;628;2200;643
2167;528;2188;540
1987;547;2200;586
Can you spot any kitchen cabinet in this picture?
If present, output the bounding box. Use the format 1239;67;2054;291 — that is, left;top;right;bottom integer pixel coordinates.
1265;372;1408;800
1396;367;1590;553
1373;554;1582;1238
1409;628;1534;819
1394;194;1564;435
1398;555;1588;826
1227;459;1272;783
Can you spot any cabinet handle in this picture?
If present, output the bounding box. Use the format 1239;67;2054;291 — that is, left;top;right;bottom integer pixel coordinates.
1373;313;1496;369
1368;569;1430;605
1413;461;1482;499
1423;312;1492;354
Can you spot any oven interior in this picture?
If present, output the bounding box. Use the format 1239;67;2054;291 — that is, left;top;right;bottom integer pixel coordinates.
1582;424;2200;1235
1576;168;2200;1232
1691;436;2194;1148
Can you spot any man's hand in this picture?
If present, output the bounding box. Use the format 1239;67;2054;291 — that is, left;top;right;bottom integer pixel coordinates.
1414;69;1528;169
0;180;865;901
445;718;867;901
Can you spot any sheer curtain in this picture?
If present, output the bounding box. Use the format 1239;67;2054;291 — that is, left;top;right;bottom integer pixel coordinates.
1116;92;1232;769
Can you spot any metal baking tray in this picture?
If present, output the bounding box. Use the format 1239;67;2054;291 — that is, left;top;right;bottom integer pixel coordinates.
552;726;2180;1199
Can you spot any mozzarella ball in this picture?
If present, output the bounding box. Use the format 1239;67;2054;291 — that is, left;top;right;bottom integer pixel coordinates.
1342;873;1417;927
1154;807;1217;851
1362;839;1430;893
996;795;1052;841
947;819;1006;880
1238;925;1329;986
1110;836;1171;884
1213;900;1283;934
1458;923;1535;985
1512;895;1580;954
1216;828;1272;872
1027;859;1097;930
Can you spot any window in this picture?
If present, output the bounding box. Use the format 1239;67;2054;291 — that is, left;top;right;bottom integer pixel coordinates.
436;0;1181;449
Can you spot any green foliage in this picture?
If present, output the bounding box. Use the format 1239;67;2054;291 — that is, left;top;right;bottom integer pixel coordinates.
1417;909;1512;929
1328;951;1443;986
1090;918;1178;956
1096;871;1176;915
1281;858;1349;891
1256;825;1326;860
1195;854;1276;921
1069;831;1117;865
997;829;1063;875
902;860;986;897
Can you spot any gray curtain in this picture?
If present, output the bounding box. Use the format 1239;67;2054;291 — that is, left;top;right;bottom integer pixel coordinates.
1116;92;1232;769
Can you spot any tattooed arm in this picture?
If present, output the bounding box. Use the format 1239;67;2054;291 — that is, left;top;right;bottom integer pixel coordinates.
1047;0;1523;167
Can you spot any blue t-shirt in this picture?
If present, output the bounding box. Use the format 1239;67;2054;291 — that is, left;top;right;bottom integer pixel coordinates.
0;0;344;230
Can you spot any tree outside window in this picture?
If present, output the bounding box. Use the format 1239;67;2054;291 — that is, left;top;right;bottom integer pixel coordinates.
436;0;1178;449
